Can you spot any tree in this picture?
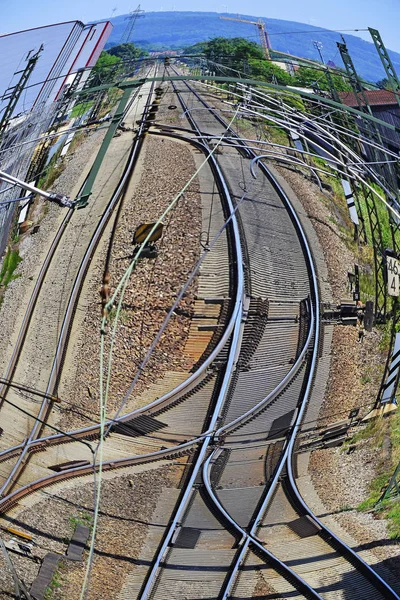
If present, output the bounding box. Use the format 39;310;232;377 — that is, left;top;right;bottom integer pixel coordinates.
89;51;122;87
203;37;264;68
294;66;351;92
108;43;148;61
248;59;292;85
376;77;390;90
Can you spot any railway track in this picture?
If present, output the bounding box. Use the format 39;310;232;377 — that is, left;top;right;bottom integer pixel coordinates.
0;69;398;599
0;74;158;500
0;73;243;514
127;72;318;600
118;72;399;599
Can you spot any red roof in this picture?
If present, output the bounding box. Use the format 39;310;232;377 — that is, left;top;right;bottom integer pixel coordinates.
338;89;399;108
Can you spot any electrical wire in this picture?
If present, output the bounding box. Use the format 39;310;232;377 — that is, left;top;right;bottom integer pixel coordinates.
0;394;94;453
78;105;242;600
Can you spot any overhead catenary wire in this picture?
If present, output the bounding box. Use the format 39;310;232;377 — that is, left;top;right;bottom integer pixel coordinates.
2;67;396;596
78;96;242;600
3;71;388;450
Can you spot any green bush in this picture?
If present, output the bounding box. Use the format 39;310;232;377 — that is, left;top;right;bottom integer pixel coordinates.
0;247;22;288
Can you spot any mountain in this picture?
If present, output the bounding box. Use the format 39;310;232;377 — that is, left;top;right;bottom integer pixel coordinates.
100;11;400;84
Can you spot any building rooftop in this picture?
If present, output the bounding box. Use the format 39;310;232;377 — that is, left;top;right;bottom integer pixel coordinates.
338;89;399;108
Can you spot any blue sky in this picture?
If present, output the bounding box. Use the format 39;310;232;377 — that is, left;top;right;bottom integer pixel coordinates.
1;0;399;53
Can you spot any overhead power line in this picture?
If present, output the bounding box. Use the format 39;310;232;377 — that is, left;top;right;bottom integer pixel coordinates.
268;28;369;36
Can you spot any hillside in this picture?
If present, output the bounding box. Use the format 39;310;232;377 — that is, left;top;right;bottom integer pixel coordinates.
101;11;400;84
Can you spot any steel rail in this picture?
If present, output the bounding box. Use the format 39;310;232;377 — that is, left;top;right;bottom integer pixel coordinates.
252;159;398;600
0;111;248;460
195;86;322;595
232;98;400;209
0;209;72;413
286;426;400;597
202;454;324;600
0;440;201;514
215;297;314;438
228;105;399;600
172;73;400;600
136;76;245;600
0;78;157;497
139;70;320;600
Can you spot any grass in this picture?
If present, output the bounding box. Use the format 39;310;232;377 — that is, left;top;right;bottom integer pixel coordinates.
346;417;385;447
38;147;65;191
378;320;393;352
108;307;131;326
386;500;400;538
44;570;63;600
0;247;22;288
69;512;93;531
356;410;400;538
70;100;93;118
263;124;290;147
358;472;392;511
67;131;86;154
359;267;376;303
257;96;400;538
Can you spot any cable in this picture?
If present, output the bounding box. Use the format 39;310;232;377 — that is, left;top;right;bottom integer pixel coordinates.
0;394;94;453
78;105;242;600
268;28;369;35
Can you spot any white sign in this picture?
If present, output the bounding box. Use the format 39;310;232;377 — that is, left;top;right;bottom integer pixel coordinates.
387;256;400;296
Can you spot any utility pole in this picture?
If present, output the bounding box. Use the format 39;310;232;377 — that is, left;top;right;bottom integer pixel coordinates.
75;86;133;207
337;38;400;323
0;45;43;141
120;5;145;45
369;27;400;108
312;40;340;103
56;68;86;123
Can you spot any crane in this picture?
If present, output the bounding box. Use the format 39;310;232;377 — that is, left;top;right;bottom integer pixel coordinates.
219;15;271;60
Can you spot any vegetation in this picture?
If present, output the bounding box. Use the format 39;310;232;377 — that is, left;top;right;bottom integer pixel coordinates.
352;409;400;539
37;147;66;190
70;100;93;118
69;512;93;531
0;247;22;289
376;77;391;90
44;569;63;600
293;66;352;92
185;37;352;91
103;11;400;82
89;43;148;88
89;50;123;87
108;42;148;61
186;38;291;85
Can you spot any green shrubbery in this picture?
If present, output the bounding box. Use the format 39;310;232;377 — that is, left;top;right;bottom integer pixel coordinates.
0;247;22;288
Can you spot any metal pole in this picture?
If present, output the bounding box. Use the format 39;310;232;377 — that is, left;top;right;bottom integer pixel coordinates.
369;28;400;108
313;41;340;104
0;170;72;207
75;87;133;208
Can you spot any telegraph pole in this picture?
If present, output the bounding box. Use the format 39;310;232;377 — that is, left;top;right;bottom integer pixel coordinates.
312;40;340;103
120;5;145;45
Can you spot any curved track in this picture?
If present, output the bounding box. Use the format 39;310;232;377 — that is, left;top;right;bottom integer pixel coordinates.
0;75;158;500
0;69;398;600
0;77;242;514
130;72;399;600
